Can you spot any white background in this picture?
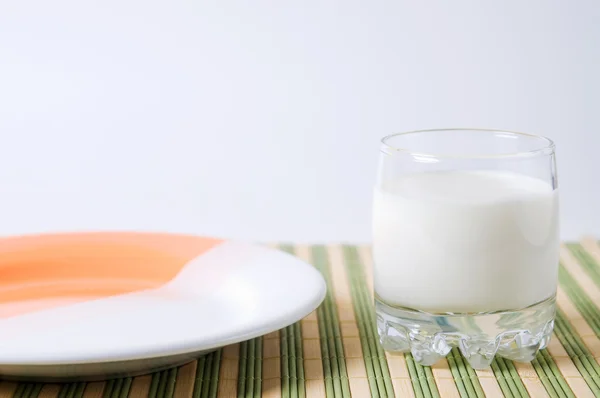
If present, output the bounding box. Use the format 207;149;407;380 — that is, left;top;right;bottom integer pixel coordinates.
0;1;598;243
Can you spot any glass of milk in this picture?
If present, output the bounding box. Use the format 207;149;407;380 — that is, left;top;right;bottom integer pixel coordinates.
373;129;558;369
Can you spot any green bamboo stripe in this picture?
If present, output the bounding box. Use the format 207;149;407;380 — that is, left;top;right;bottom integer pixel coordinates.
15;383;45;398
14;384;26;398
503;360;529;398
248;339;257;398
154;371;173;398
59;383;76;398
490;360;514;397
28;383;42;398
341;246;403;398
56;384;66;398
405;354;440;398
294;322;306;398
13;384;25;398
66;383;85;398
287;325;297;397
25;384;37;398
16;383;28;398
75;382;86;398
418;363;438;398
278;245;306;398
193;355;207;398
446;349;485;398
22;384;34;398
255;337;264;397
56;384;67;398
539;348;575;398
531;349;575;398
531;354;559;398
280;326;290;396
445;350;468;398
554;310;600;393
32;384;44;398
405;354;424;398
238;337;263;397
311;246;351;398
112;379;125;398
148;371;168;398
14;383;27;398
15;382;63;398
490;357;528;398
238;340;248;396
24;383;43;398
566;244;600;288
192;350;222;398
103;377;132;398
163;368;178;398
559;265;600;336
200;354;213;398
208;350;222;398
120;378;133;398
489;360;513;398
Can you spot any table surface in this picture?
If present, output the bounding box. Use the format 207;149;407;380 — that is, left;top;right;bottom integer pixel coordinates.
2;240;600;398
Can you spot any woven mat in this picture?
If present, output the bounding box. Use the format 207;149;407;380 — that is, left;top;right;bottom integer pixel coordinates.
2;240;600;398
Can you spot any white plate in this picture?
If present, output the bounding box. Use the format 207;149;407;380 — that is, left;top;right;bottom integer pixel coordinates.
0;232;326;381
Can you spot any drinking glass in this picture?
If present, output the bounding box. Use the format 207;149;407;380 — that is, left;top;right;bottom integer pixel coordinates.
373;129;559;369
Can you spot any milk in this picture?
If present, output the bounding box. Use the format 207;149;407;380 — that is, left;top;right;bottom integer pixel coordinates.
372;170;559;314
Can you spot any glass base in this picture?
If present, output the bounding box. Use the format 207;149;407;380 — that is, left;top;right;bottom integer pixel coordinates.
376;295;555;369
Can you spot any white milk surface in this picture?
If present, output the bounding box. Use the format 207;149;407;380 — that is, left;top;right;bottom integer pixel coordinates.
372;170;559;313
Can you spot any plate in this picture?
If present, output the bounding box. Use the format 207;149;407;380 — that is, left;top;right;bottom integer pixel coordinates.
0;232;326;381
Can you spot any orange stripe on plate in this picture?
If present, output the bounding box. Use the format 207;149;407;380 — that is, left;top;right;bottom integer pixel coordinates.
0;232;222;318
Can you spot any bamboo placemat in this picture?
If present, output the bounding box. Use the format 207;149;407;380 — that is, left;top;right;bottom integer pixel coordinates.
2;239;600;398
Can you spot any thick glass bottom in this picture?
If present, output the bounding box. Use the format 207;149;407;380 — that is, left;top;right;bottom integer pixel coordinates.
376;295;555;369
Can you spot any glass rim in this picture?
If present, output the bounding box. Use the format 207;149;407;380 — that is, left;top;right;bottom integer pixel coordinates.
380;128;555;159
